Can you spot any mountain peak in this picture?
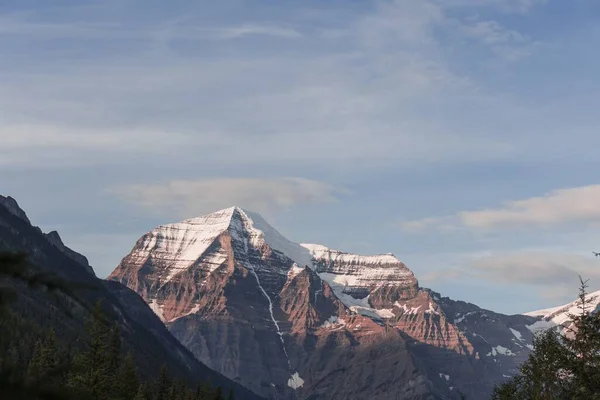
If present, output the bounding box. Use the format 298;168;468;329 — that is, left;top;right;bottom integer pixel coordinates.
181;206;246;225
0;195;31;224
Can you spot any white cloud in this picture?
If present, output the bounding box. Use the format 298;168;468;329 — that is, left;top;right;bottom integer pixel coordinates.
402;184;600;232
421;251;600;302
108;177;347;219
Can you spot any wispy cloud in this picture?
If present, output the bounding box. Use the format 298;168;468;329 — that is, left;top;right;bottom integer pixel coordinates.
402;184;600;232
0;13;301;41
108;178;348;219
0;0;546;171
439;0;547;14
0;124;193;166
421;251;600;302
467;252;600;285
458;18;534;61
210;24;302;39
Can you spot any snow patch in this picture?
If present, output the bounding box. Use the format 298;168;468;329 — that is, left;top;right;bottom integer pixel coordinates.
494;345;515;356
375;308;396;319
181;303;202;318
155;207;238;283
148;299;165;322
287;264;306;278
395;302;422;315
509;328;524;341
316;273;391;319
424;301;439;315
287;372;304;389
439;373;450;381
248;263;291;367
526;319;556;332
320;316;346;329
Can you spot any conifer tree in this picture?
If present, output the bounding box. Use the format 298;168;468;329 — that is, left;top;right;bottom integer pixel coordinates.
27;329;59;384
27;339;45;383
133;383;149;400
203;378;214;399
194;378;207;400
68;301;112;399
561;278;600;398
156;365;171;400
108;323;122;371
118;352;140;400
213;386;223;400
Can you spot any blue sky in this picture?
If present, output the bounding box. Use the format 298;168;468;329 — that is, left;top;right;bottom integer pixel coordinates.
2;0;600;314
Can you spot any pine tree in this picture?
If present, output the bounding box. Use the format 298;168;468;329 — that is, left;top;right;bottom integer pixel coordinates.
168;381;178;400
27;339;44;383
203;378;213;399
68;301;112;399
133;383;149;400
213;386;223;400
118;352;140;400
156;365;171;400
107;323;122;371
561;277;600;398
27;329;59;384
226;388;234;400
175;379;187;400
194;378;207;400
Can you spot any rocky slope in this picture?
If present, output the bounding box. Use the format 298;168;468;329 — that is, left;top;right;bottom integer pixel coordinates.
110;206;539;400
0;196;262;400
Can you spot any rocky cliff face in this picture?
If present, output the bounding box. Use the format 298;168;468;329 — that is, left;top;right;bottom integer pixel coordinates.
110;206;538;400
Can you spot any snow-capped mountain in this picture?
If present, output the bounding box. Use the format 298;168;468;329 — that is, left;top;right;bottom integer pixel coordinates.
110;206;539;400
525;290;600;332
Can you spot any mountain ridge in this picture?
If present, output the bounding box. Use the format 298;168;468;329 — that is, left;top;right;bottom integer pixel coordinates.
524;289;600;332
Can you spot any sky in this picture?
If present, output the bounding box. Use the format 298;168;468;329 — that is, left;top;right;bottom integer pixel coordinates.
1;0;600;314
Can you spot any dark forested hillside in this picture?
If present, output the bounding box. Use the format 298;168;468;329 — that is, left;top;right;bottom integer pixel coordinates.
0;195;262;400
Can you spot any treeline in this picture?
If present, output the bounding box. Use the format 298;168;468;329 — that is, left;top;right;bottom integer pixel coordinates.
0;252;231;400
492;278;600;400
